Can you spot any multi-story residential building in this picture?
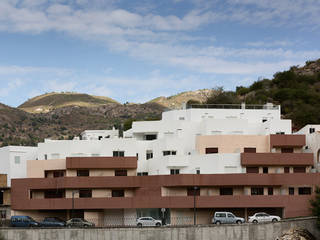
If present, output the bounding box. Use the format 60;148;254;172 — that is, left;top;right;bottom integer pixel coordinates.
0;146;37;186
10;103;319;225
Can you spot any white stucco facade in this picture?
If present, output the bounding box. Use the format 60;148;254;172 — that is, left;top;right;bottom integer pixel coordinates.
0;146;37;186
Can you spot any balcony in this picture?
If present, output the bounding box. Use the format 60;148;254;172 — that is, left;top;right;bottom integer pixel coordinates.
66;156;137;169
11;195;311;210
241;153;313;166
270;135;306;148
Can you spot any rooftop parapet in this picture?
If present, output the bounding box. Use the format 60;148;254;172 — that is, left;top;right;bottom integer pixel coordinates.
186;103;279;110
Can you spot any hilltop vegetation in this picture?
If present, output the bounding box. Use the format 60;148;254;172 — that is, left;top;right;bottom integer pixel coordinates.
206;59;320;129
149;89;214;108
18;92;119;113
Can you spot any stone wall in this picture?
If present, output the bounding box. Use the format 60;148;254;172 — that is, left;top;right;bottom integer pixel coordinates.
0;217;319;240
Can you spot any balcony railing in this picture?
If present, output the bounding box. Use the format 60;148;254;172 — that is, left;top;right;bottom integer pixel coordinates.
186;104;279;110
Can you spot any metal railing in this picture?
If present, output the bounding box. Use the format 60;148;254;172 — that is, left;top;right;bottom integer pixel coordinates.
186;104;279;110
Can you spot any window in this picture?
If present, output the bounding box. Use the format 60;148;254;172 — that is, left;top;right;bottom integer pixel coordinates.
263;167;268;174
44;189;65;198
244;148;256;153
137;172;148;176
228;213;235;218
146;151;153;160
163;151;177;156
196;168;200;174
268;187;273;195
187;187;200;196
14;156;20;164
262;118;267;123
98;136;102;140
53;171;65;178
284;167;290;173
113;151;124;157
298;187;312;195
79;189;92;198
251;187;264;195
216;213;226;218
115;170;127;176
112;190;124;197
77;170;89;177
246;167;259;173
289;187;294;195
293;167;306;173
220;188;233;195
276;132;285;135
205;148;218;154
145;134;157;140
44;154;48;160
0;191;3;205
310;128;315;134
170;169;180;175
281;148;294;153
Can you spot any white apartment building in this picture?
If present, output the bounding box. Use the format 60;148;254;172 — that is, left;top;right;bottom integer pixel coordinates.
0;146;37;186
35;103;292;176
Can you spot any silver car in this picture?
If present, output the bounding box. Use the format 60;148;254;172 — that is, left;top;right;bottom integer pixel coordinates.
248;212;281;223
212;212;245;225
136;217;162;227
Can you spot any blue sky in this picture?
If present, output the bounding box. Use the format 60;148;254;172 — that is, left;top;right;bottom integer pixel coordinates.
0;0;320;107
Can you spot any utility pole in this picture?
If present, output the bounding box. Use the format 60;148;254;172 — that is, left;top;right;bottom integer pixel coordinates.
193;186;198;225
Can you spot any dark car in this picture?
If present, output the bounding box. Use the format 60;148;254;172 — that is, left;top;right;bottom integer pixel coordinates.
66;218;95;228
11;216;40;227
40;217;66;227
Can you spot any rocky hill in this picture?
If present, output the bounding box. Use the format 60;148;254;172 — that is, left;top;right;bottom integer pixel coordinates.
148;89;215;109
0;102;164;146
18;92;119;113
206;58;320;130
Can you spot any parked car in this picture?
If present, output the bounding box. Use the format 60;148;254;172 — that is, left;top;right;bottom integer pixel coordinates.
136;217;162;227
40;217;66;227
66;218;95;228
248;212;281;223
212;212;245;225
11;216;40;227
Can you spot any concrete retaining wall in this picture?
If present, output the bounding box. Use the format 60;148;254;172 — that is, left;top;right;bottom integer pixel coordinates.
0;217;319;240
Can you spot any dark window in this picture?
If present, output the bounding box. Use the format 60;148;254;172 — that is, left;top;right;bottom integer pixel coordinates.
251;187;264;195
220;188;233;195
77;170;89;177
276;132;285;135
98;136;102;140
142;172;148;176
262;119;267;123
246;167;259;173
281;148;294;153
205;148;218;154
0;191;3;205
44;154;47;160
284;167;290;173
112;190;124;197
163;151;177;156
293;167;306;173
187;187;200;196
268;187;273;195
244;148;256;153
263;167;268;174
145;134;157;140
310;128;315;134
53;171;65;178
170;169;180;175
298;187;312;195
79;189;92;198
113;151;124;157
196;169;200;174
146;151;153;160
44;189;65;198
289;187;294;195
163;151;170;156
137;172;141;176
115;170;127;176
